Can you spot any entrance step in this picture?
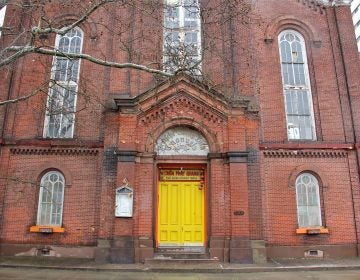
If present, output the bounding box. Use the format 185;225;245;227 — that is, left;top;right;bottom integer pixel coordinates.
156;246;206;253
145;256;219;265
145;249;220;265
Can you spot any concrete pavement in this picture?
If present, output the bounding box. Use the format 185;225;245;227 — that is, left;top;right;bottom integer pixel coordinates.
1;256;360;273
1;267;360;280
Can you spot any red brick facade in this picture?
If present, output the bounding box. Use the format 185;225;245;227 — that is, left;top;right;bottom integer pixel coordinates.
0;0;360;263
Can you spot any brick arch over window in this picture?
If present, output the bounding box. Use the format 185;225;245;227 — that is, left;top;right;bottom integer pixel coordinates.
288;165;328;189
145;117;220;153
264;15;320;44
34;162;73;187
52;13;98;39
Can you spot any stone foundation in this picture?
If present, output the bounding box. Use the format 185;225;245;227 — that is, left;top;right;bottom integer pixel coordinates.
267;244;359;259
0;243;95;258
95;237;134;263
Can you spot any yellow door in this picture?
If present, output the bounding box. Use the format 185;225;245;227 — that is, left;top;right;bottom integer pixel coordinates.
157;181;205;246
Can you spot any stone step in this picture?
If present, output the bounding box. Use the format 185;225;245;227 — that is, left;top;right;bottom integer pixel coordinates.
145;257;219;265
156;246;206;253
153;252;210;259
145;250;219;265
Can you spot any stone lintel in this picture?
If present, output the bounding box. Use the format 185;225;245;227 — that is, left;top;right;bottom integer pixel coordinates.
227;152;249;163
116;150;138;162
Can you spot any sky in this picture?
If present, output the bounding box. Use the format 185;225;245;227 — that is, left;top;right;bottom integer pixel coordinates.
0;5;6;29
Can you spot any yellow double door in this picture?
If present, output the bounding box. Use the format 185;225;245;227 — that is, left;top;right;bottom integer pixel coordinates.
157;181;205;246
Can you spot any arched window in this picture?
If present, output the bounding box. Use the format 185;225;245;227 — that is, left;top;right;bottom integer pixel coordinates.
163;0;201;74
44;27;83;138
278;30;316;140
37;171;65;226
295;173;322;228
155;126;209;156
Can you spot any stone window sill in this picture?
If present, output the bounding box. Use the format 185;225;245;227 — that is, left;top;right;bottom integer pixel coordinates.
296;227;329;235
30;226;65;233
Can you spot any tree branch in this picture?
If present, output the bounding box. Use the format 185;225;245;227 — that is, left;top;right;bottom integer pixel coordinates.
31;0;118;36
0;80;48;106
3;45;173;77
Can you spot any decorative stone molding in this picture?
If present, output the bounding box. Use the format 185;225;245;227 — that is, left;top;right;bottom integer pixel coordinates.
329;0;351;6
263;150;347;158
139;94;227;126
10;148;99;156
113;73;259;118
295;0;330;12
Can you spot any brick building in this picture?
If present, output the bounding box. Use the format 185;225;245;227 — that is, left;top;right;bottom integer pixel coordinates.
0;0;360;263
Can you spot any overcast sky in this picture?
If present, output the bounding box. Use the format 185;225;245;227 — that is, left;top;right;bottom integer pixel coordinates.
0;6;6;28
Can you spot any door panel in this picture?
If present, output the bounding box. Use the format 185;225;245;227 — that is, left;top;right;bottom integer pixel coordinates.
158;181;204;246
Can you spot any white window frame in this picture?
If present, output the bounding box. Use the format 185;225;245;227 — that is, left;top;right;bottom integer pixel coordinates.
37;171;65;227
278;30;316;141
295;173;322;228
163;0;202;73
43;27;84;138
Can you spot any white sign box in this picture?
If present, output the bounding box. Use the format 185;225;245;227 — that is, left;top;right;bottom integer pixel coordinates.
115;186;133;217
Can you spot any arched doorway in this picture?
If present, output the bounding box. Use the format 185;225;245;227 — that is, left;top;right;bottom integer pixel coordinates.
155;127;209;249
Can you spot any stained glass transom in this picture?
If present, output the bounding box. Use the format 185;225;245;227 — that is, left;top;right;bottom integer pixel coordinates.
155;127;209;156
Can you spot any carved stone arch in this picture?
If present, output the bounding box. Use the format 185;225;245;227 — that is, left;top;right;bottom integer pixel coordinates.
288;165;329;189
145;117;220;154
52;13;98;39
265;15;321;44
34;162;73;187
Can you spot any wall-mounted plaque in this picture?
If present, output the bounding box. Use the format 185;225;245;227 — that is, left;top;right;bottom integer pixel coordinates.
115;185;133;217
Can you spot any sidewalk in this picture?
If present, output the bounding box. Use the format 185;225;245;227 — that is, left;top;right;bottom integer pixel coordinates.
1;256;360;273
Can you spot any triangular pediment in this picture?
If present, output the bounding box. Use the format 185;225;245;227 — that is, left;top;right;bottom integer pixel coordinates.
113;73;258;120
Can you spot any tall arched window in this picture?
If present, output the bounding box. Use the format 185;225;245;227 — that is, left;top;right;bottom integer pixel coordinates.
296;173;322;228
44;27;83;138
163;0;201;74
278;30;316;140
37;171;65;226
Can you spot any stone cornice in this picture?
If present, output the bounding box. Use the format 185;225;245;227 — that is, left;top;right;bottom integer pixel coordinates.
1;139;103;149
295;0;328;13
293;0;351;12
260;142;354;150
10;147;99;156
263;150;347;158
329;0;351;6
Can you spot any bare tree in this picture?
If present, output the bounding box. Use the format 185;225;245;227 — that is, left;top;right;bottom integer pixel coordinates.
1;0;252;91
0;0;255;143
